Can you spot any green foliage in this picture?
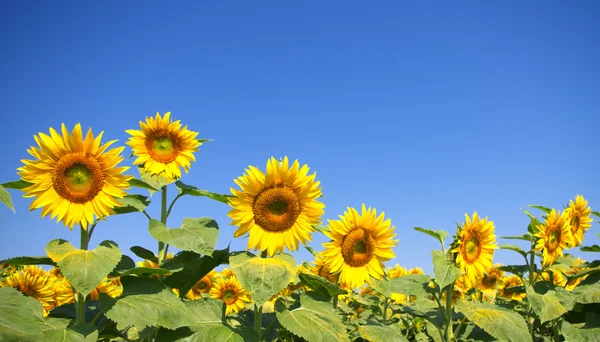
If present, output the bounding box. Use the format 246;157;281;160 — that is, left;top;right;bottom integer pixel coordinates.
0;287;44;341
163;248;229;298
414;227;448;249
101;277;194;330
0;180;32;189
230;252;296;307
525;285;568;323
275;293;350;342
456;300;531;341
149;218;219;255
572;282;600;304
431;250;461;290
130;246;158;262
581;245;600;252
46;239;122;297
175;181;232;204
500;233;534;242
0;255;56;266
358;324;409;342
562;321;600;341
389;274;432;298
0;185;14;212
113;194;150;215
527;204;552;214
498;265;529;276
499;244;528;259
128;178;160;192
298;272;346;297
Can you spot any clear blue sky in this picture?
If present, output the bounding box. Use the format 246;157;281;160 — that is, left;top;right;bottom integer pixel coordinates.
1;1;598;274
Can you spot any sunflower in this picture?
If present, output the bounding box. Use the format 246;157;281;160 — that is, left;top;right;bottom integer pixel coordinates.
535;270;567;288
209;277;252;315
322;204;398;289
534;209;574;267
386;264;407;279
88;277;123;300
451;212;497;283
563;257;589;291
565;195;593;247
220;268;235;279
126;112;202;181
478;264;504;291
441;274;473;304
498;275;525;301
309;253;338;283
18;124;131;229
47;268;75;307
138;252;175;278
2;266;56;315
228;156;325;256
408;267;425;275
186;271;217;300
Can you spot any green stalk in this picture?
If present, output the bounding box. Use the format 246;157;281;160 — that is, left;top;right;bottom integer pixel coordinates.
158;186;168;278
445;283;454;342
382;297;390;324
254;304;263;337
76;225;90;324
527;244;536;339
332;273;341;309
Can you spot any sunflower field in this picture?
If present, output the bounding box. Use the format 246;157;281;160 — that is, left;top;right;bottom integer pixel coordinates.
0;112;599;342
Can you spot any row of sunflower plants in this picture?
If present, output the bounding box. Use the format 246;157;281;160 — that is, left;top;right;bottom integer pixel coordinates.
0;112;598;341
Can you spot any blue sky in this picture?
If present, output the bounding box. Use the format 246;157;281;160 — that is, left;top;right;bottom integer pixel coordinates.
1;1;599;274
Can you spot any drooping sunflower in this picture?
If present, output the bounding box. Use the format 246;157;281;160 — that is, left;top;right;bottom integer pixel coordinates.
209;277;252;315
186;271;217;300
2;266;56;315
451;212;497;283
478;264;504;291
534;209;574;267
228;157;325;256
309;253;338;283
498;275;525;301
47;267;75;307
88;277;123;300
563;257;589;291
565;195;593;247
18;124;132;229
126;112;203;181
322;204;398;289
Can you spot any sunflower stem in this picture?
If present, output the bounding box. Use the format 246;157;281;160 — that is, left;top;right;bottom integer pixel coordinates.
444;283;454;342
254;304;263;337
527;243;536;340
158;186;168;280
332;273;341;309
382;297;390;324
76;225;89;324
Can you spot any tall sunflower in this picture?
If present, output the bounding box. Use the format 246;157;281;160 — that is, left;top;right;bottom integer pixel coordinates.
534;209;574;267
18;124;131;229
228;157;325;256
186;270;217;300
309;253;338;283
451;212;497;283
321;204;398;289
2;266;56;315
565;195;593;247
478;264;504;291
498;275;525;301
209;277;252;315
126;112;202;181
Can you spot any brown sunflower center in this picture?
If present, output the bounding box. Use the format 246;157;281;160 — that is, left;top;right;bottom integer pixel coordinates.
463;236;482;263
548;227;561;251
53;153;104;203
146;131;180;164
222;289;237;305
341;228;375;267
252;185;301;232
571;215;580;232
481;274;499;288
197;278;211;292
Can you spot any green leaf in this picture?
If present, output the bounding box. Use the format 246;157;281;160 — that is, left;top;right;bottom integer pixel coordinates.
43;324;99;341
572;282;600;304
128;178;160;192
500;233;534;242
275;293;350;342
592;211;600;219
499;244;528;259
163;248;229;298
431;250;461;290
110;254;136;276
1;180;32;189
455;300;531;342
116;267;178;277
358;324;409;342
370;277;391;298
175;181;232;204
0;255;56;267
185;298;223;328
149;218;219;255
389;274;432;297
46;239;122;297
230;252;295;307
0;287;44;341
568;267;600;281
527;204;552;214
100;276;194;330
304;245;317;257
498;265;529;276
414;227;448;248
313;225;329;233
525;285;567;323
113;194;150;215
0;185;14;212
562;321;600;342
187;326;246;342
130;246;158;262
581;245;600;252
298;272;346;297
